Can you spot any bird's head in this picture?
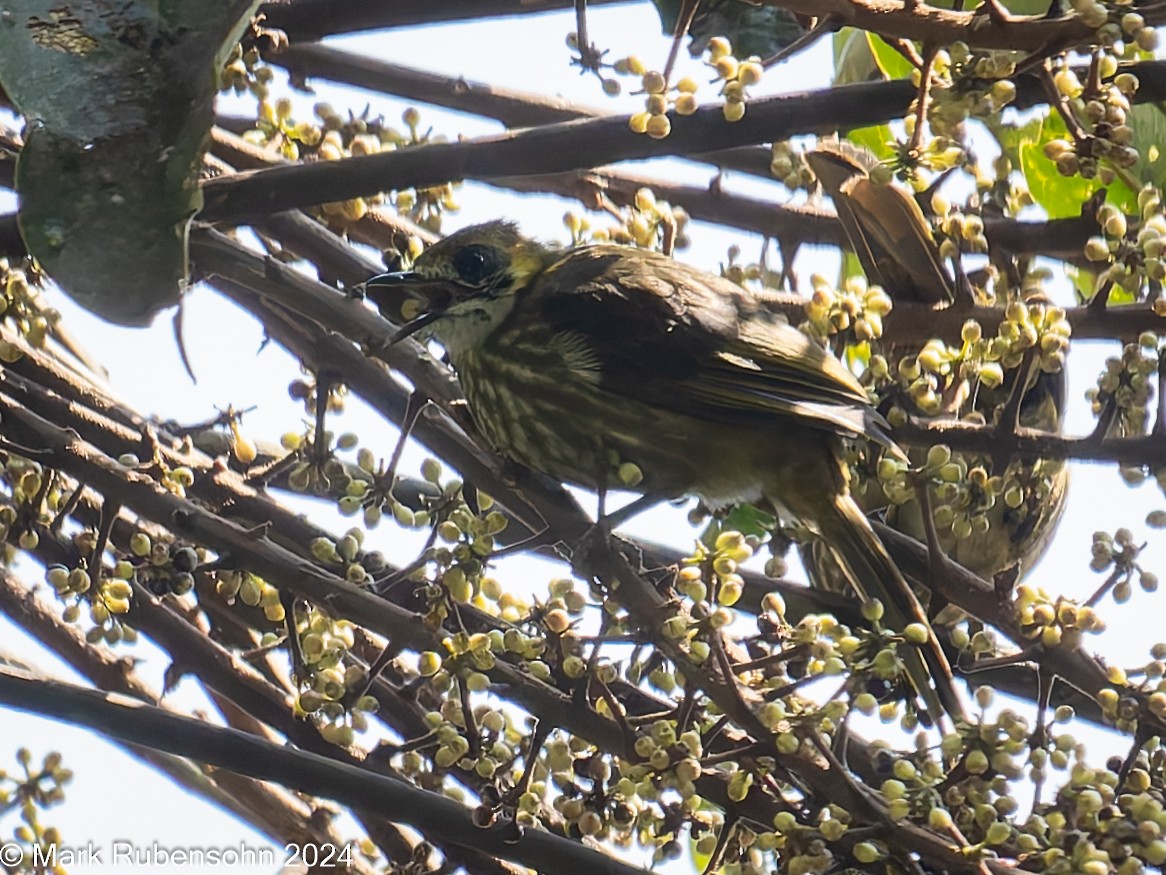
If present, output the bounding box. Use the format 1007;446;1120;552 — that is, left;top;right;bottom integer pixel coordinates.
364;221;551;354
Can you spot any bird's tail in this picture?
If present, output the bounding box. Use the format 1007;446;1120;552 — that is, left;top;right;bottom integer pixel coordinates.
807;490;965;726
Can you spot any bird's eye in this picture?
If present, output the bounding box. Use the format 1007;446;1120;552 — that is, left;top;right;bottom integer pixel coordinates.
452;244;503;286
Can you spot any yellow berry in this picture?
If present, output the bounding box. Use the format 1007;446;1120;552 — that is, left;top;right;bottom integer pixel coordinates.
646;114;671;139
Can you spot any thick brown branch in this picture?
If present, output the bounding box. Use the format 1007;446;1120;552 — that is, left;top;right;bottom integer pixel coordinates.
266;43;749;133
760;0;1095;51
205;124;1095;267
208;128;438;254
261;44;1166;193
491;168;1097;263
0;668;647;875
893;415;1166;466
200;59;1166;235
266;43;776;179
198;79;917;222
0;569;381;868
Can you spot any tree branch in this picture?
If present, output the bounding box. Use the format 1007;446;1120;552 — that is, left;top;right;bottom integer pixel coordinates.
0;667;649;875
200;59;1166;230
198;79;918;222
0;569;382;871
758;0;1097;51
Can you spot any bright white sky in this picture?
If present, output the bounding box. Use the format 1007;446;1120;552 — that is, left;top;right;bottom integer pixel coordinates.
0;3;1162;873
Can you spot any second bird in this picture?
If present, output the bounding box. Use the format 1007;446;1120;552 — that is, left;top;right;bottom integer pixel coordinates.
806;143;1069;592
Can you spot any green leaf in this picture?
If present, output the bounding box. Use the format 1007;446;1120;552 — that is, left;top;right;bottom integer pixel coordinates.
700;505;776;548
0;0;261;325
1017;113;1103;219
1015;112;1138;218
1065;263;1097;305
833;29;915;85
687;798;721;872
846;125;896;163
690;833;712;875
723;504;777;538
866;33;915;81
988;118;1031;172
839;249;866;287
830;31;896;162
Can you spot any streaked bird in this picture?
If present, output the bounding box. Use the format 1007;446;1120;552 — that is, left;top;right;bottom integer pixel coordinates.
806;142;1069;592
807;142;954;306
366;221;964;724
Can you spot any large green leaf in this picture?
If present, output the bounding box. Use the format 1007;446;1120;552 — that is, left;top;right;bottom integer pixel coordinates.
0;1;260;325
1015;114;1088;219
989;118;1031;173
834;1;1048;85
830;30;901;161
1016;112;1124;219
1066;263;1099;305
713;504;776;541
840;248;866;287
832;28;913;85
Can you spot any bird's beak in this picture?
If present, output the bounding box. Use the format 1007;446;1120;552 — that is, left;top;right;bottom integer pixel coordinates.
362;271;455;344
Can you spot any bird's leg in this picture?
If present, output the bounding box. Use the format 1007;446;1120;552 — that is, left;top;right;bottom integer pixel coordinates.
484;463;559;559
310;369;340;466
341;636;405;708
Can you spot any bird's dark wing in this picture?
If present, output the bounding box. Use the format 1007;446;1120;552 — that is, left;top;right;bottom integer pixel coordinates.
807;144;954;305
536;245;887;442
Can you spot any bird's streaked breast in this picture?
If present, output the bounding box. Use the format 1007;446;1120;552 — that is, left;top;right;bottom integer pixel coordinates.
451;329;768;505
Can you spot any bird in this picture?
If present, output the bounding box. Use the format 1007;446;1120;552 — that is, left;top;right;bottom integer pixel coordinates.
364;220;964;725
881;369;1067;587
806;143;954;306
805;142;1069;592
